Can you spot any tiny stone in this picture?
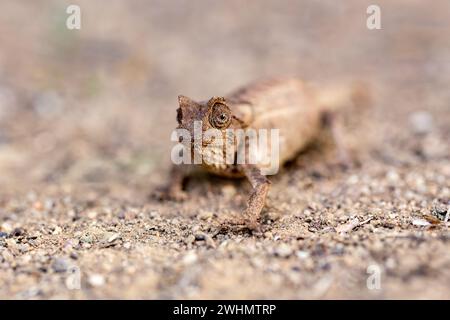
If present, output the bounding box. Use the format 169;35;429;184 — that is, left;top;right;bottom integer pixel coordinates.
82;243;92;249
194;233;206;241
87;211;98;219
124;211;137;220
149;211;160;219
412;218;430;227
0;232;8;238
274;244;293;258
432;204;448;221
185;235;195;245
264;231;273;239
1;222;13;233
296;250;310;260
347;175;359;184
385;258;396;269
98;232;121;247
52;226;62;235
197;211;213;220
44;199;54;210
332;243;345;255
33;201;43;210
266;211;281;221
107;233;121;243
182;251;198;265
205;237;217;249
5;239;18;253
79;234;93;244
2;249;14;262
123;242;132;249
18;244;30;253
11;228;24;237
194;232;216;248
409;111;433;134
88;274;105;287
52;257;69;273
386;170;399;183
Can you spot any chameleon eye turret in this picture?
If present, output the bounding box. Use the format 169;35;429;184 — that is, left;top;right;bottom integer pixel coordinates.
207;97;232;129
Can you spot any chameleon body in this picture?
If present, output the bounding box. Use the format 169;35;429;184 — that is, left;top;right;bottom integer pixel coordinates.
162;78;365;231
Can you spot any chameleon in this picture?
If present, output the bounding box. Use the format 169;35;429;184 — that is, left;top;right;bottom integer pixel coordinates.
158;78;368;231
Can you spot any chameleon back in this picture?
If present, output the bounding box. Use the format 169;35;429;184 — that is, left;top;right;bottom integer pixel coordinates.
227;78;322;168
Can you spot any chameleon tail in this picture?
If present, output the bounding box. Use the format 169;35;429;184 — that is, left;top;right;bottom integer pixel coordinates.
314;81;372;113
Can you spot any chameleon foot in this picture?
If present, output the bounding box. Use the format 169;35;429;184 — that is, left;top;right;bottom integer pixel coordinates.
152;187;188;202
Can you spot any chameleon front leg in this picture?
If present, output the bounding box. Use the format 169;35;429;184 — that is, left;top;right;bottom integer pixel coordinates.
241;165;271;230
155;165;189;201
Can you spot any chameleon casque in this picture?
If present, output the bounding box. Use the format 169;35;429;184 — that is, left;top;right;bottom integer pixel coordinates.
160;78;367;231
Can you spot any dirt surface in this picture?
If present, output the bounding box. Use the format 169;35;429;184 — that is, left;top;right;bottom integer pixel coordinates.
0;0;449;299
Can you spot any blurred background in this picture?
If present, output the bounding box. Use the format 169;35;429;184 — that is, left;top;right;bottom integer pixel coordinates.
0;0;448;193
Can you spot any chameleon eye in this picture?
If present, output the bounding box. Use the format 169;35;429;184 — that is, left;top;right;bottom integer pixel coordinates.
218;113;229;123
210;104;232;129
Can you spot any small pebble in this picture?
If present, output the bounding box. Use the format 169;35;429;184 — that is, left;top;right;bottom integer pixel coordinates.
107;233;121;243
88;274;105;287
124;211;137;220
18;244;30;253
1;222;13;233
432;204;448;221
386;170;400;183
264;231;273;239
194;232;216;248
2;249;14;262
266;211;281;221
182;251;198;265
79;234;93;244
296;250;310;260
11;228;24;237
185;235;195;245
274;244;293;258
148;211;160;219
412;218;430;227
197;211;213;220
52;226;62;235
194;233;205;241
123;242;132;249
87;211;98;219
52;257;69;273
409;111;434;134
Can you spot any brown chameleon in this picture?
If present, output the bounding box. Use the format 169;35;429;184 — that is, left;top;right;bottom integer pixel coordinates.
159;78;368;231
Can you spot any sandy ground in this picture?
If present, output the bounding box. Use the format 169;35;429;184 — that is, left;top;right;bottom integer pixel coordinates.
0;0;449;299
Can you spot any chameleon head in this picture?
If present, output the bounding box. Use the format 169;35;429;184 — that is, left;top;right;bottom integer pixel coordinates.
176;95;235;166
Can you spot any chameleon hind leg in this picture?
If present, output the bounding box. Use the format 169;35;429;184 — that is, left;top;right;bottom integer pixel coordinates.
321;111;352;169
